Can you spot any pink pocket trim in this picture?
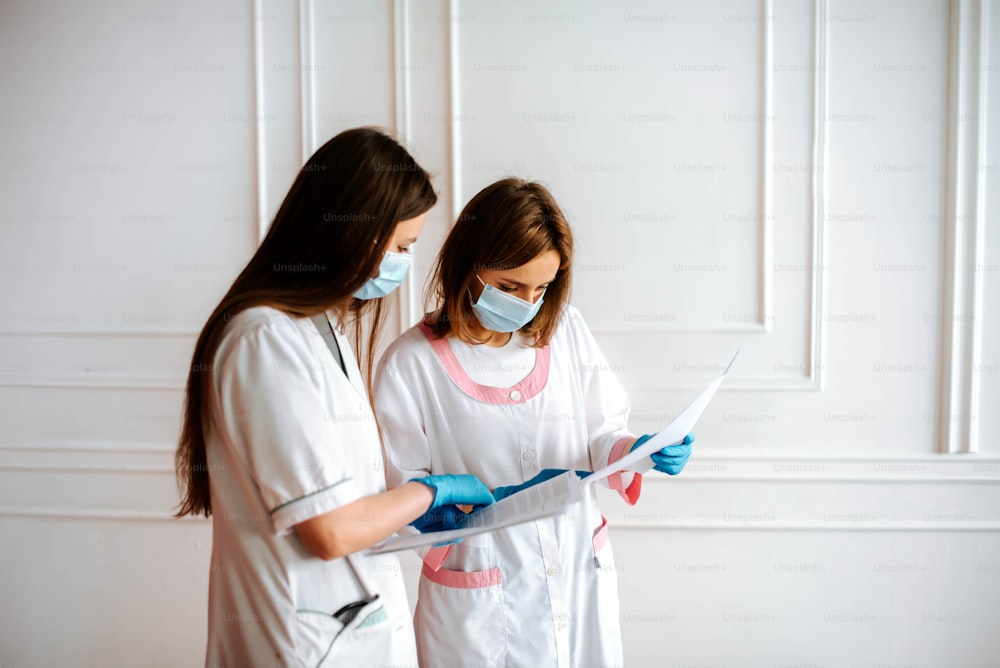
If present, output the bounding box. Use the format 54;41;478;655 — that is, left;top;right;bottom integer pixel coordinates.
421;562;503;589
423;545;453;572
592;515;610;553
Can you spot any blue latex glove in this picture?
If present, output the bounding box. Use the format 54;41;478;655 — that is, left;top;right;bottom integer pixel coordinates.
492;469;591;501
411;474;495;509
409;504;473;533
630;432;695;475
409;474;494;539
409;504;471;547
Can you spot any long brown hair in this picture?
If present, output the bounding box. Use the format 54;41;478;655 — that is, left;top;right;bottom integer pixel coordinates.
426;178;573;346
175;127;436;518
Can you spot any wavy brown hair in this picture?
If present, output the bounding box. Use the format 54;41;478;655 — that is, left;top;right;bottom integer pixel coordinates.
426;178;573;346
175;127;436;518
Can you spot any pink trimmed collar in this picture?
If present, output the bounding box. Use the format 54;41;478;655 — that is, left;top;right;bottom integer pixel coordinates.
417;321;551;405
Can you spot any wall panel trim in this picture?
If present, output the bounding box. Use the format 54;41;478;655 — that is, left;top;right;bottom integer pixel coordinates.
0;507;208;522
609;520;1000;532
808;0;828;390
940;0;988;453
5;441;999;478
0;374;184;390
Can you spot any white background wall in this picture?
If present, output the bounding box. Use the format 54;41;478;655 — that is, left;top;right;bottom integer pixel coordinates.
1;0;998;666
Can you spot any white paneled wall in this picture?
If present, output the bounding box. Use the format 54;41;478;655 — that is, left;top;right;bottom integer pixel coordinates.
0;1;998;666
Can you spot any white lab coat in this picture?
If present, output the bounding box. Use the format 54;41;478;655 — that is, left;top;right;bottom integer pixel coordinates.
374;305;642;668
204;306;416;668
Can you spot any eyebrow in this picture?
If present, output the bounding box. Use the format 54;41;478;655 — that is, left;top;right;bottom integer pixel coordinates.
498;276;557;288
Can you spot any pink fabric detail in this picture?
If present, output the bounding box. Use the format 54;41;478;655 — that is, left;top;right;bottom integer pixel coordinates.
606;436;636;496
422;545;452;572
421;562;503;589
607;436;635;466
607;436;643;506
592;515;609;553
417;321;550;405
622;472;643;506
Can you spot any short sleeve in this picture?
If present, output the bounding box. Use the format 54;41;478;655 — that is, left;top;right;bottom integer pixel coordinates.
215;318;362;535
373;347;432;490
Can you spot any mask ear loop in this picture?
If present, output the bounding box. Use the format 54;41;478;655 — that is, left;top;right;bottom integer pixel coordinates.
468;274;488;306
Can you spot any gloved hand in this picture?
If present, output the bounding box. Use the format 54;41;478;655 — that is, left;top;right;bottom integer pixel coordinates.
409;504;473;534
630;432;695;475
410;504;471;547
492;469;591;501
409;474;494;537
412;474;495;509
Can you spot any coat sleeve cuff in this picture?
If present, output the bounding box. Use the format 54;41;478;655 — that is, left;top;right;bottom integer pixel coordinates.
606;436;643;506
269;477;361;536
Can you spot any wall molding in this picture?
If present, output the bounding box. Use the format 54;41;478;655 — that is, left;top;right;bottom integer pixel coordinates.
0;442;176;474
397;1;827;395
0;510;993;532
0;329;198;337
394;0;418;334
255;1;305;244
252;0;268;244
600;1;828;393
298;0;316;164
589;4;776;336
0;442;174;452
447;0;462;235
0;507;208;522
645;450;1000;483
808;0;828;391
940;0;988;454
758;0;775;333
3;446;996;525
0;375;183;390
4;441;999;479
609;520;1000;532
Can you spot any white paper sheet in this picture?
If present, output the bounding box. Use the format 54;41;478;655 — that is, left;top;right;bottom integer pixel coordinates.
366;469;585;554
584;348;739;485
366;349;739;555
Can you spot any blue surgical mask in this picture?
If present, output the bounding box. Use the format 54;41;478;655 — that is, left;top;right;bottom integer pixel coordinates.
353;251;413;300
470;275;544;333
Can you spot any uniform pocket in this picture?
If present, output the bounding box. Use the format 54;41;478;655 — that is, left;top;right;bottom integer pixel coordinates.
592;514;610;560
415;563;507;667
295;596;391;667
591;515;623;631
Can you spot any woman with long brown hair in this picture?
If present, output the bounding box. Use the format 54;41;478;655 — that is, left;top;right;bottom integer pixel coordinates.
174;127;493;667
373;178;694;666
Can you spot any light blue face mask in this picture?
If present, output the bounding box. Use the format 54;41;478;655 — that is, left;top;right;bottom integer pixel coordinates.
470;275;545;333
353;251;413;300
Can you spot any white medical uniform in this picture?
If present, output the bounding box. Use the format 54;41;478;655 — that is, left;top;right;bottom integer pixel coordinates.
204;306;416;668
374;305;642;668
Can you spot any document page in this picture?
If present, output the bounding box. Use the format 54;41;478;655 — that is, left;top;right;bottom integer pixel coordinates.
367;470;584;554
367;349;739;555
585;348;739;485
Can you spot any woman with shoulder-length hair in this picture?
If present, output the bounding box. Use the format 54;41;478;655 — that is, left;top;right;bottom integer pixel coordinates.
174;127;494;667
373;177;694;667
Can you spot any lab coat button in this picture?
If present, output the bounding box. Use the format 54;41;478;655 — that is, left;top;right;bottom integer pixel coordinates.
547;567;559;576
522;451;535;462
509;389;522;401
